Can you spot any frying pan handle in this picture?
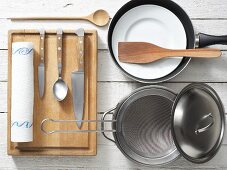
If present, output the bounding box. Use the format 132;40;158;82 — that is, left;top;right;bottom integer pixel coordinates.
101;107;117;143
195;113;214;135
198;33;227;48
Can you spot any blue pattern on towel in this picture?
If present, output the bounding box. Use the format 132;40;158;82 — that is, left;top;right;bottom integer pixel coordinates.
11;121;33;128
12;47;33;55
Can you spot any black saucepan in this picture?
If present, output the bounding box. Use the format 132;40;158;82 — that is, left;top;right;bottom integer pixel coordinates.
108;0;227;83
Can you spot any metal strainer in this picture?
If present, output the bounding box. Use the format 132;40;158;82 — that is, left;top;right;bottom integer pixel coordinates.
103;86;180;165
41;84;225;165
41;86;180;165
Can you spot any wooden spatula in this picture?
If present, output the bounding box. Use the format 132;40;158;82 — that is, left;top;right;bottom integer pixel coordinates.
118;42;222;64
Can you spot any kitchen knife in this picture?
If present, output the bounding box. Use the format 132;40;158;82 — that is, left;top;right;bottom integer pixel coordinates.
72;28;85;129
38;29;45;98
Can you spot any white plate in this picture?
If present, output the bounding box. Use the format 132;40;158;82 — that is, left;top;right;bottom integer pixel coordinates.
112;5;187;80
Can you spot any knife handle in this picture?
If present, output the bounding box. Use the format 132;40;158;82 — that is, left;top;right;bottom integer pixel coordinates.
57;29;63;77
39;29;45;63
78;36;84;70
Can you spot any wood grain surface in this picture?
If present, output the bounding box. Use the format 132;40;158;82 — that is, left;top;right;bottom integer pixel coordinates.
1;0;227;169
118;42;221;63
7;30;97;156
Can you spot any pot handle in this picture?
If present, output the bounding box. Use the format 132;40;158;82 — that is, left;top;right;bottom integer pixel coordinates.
198;33;227;48
101;107;117;143
195;113;214;135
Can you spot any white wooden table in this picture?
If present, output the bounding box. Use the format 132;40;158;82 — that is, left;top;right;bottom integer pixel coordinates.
1;0;227;169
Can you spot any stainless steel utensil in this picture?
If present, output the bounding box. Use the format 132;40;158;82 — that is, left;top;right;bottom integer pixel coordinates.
171;83;225;163
40;86;180;165
41;118;116;134
53;29;68;101
38;29;45;98
71;28;85;128
41;83;225;165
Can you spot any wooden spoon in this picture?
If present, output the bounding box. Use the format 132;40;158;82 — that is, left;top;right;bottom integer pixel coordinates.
119;42;222;64
9;9;110;27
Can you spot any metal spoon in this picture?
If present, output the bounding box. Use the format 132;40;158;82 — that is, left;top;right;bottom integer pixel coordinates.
53;29;68;101
9;9;110;27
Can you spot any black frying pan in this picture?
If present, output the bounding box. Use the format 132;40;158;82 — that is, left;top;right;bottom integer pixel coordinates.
108;0;227;83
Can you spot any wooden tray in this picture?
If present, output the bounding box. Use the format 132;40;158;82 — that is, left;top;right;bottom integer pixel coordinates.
7;30;97;156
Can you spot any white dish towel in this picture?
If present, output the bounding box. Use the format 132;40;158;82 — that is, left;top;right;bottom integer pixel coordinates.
11;42;34;142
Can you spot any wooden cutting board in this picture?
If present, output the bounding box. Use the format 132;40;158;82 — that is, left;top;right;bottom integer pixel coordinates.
7;30;97;156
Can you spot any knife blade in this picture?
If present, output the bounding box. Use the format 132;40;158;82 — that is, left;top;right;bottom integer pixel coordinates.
72;28;85;129
38;29;45;98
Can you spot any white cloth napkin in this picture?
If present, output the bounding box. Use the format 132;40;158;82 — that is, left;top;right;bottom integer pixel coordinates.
11;42;34;142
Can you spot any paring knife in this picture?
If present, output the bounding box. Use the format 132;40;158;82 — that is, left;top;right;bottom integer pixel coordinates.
38;29;45;98
72;28;85;129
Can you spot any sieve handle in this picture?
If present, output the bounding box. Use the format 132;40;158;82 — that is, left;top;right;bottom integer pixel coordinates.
101;107;117;143
40;118;116;134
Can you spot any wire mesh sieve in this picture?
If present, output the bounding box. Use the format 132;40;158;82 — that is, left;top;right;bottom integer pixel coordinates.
40;86;180;165
112;87;180;165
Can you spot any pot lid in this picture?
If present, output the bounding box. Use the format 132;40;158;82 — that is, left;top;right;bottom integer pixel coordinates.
172;83;225;163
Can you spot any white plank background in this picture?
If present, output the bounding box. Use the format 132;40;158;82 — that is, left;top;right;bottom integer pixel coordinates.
1;0;227;169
